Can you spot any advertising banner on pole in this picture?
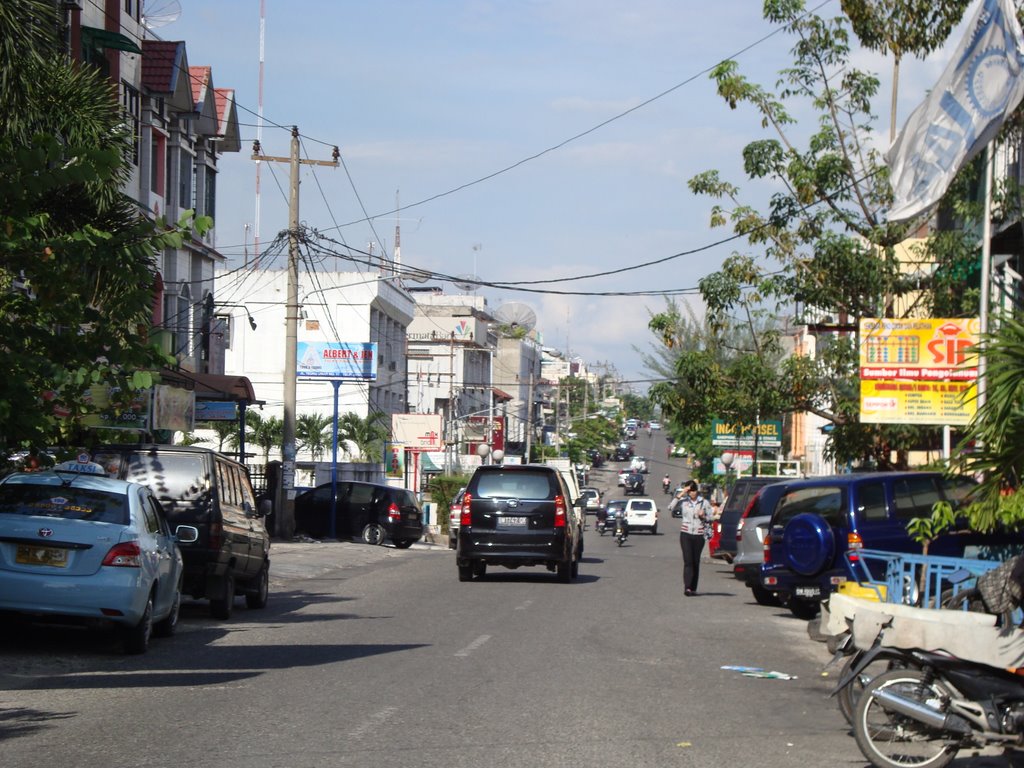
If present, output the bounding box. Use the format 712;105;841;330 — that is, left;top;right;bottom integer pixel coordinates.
859;318;979;425
391;413;444;449
296;341;377;380
711;419;782;449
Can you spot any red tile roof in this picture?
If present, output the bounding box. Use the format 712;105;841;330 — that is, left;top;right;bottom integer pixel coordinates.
141;40;184;93
189;65;211;107
214;88;233;135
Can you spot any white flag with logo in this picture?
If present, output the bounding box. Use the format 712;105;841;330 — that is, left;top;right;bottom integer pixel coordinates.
886;0;1024;223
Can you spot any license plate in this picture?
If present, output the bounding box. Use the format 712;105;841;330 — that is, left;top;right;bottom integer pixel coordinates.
795;586;820;598
499;516;527;527
16;544;69;568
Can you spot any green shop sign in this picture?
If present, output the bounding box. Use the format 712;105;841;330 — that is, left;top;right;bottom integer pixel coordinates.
711;418;782;448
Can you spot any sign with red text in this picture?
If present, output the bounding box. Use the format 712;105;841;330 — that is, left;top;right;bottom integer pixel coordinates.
296;342;377;380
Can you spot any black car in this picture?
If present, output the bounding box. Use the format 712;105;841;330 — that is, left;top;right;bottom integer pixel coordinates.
91;444;271;620
456;464;583;582
586;448;605;468
294;481;424;547
623;471;645;496
612;443;634;462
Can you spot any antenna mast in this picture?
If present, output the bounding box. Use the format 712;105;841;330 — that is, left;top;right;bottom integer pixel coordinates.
393;189;401;276
253;0;266;267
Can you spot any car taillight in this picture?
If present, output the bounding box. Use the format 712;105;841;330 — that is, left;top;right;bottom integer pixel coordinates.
102;541;141;567
460;493;472;527
762;533;772;565
847;531;863;562
554;495;567;528
387;502;401;523
209;520;223;550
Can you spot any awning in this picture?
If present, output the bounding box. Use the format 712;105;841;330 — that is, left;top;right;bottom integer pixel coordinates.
160;368;260;403
492;387;514;402
420;452;444;472
81;26;143;55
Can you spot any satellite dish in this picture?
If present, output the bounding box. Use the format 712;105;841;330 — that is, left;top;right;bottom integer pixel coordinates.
453;274;481;292
142;0;182;29
494;302;537;334
399;266;431;284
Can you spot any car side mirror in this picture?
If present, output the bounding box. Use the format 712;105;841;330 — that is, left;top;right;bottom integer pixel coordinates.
259;498;273;518
175;525;199;544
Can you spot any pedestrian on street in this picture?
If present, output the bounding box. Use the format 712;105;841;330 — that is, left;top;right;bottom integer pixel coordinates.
678;480;712;596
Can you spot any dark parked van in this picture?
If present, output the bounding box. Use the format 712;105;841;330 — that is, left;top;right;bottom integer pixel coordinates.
293;481;424;547
760;471;992;619
711;476;785;562
91;445;271;619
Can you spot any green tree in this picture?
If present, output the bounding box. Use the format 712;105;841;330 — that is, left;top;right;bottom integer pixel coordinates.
297;412;333;461
650;0;987;468
0;0;204;457
243;412;283;464
338;411;388;462
205;421;240;453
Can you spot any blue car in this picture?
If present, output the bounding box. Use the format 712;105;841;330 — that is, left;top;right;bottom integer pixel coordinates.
0;462;196;653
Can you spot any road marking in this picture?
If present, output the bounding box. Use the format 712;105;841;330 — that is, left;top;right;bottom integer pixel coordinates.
349;706;398;739
454;634;491;657
514;599;533;611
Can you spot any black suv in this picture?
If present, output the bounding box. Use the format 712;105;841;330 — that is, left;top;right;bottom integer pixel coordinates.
91;444;271;620
293;481;424;547
456;464;583;582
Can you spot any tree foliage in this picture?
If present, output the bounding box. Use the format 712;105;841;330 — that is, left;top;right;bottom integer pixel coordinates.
647;1;986;468
0;0;204;457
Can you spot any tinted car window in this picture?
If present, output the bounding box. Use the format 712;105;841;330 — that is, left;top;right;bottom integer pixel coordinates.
630;500;654;511
774;486;845;527
857;482;888;521
349;483;374;504
116;452;209;505
474;471;554;499
942;476;976;507
892;476;941;520
0;485;129;525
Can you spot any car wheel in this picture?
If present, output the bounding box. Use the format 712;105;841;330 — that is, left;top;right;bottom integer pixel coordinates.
458;562;474;582
556;560;572;583
210;575;235;620
788;598;820;620
153;578;181;638
751;584;781;607
651;522;658;535
245;561;269;610
472;561;486;578
122;594;153;655
361;523;386;546
448;534;457;550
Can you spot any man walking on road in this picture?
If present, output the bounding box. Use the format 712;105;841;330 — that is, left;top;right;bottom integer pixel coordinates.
678;481;712;596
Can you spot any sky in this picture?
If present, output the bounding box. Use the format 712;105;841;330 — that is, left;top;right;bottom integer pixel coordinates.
155;0;961;388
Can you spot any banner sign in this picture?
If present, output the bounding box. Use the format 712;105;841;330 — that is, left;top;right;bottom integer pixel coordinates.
195;400;238;422
391;413;444;449
297;341;377;380
152;384;196;433
711;419;782;449
81;385;151;431
859;318;979;381
860;379;977;425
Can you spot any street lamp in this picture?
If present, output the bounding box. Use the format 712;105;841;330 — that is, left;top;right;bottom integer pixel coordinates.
476;443;491;464
492;449;504;465
721;451;735;491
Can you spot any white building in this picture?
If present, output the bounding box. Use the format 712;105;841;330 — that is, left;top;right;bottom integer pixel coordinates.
215;269;415;461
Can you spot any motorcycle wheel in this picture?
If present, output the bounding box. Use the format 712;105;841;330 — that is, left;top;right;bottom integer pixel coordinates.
837;650;916;725
853;668;959;768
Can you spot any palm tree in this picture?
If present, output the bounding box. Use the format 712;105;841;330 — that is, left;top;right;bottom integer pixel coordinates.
207;421;240;454
297;412;333;461
338;411;389;462
242;411;284;464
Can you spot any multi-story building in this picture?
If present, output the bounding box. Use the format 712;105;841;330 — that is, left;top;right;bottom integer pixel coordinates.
66;1;240;376
215;268;415;466
494;334;543;453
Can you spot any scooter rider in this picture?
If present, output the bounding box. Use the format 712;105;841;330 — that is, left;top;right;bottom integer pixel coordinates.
613;504;629;541
662;474;672;494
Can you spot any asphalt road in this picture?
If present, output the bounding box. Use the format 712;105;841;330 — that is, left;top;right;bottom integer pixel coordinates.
0;432;1014;767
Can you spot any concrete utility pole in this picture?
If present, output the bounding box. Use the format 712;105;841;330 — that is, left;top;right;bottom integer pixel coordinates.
251;128;338;538
525;371;535;462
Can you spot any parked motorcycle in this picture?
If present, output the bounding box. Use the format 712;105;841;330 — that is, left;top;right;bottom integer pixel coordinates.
847;646;1024;768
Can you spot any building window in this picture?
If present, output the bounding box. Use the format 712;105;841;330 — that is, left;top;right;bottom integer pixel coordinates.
179;151;192;209
121;82;140;166
150;132;166;195
204;165;216;220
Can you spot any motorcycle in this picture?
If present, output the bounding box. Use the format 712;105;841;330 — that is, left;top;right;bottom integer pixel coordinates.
662;478;672;495
596;511;608;536
614;513;628;546
843;645;1024;768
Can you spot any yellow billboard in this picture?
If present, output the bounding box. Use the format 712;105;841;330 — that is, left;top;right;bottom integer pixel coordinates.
860;379;976;425
859;318;979;381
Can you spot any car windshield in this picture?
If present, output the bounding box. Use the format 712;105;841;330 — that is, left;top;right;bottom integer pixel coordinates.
606;501;626;512
0;484;129;525
109;451;210;505
474;471;553;499
631;501;654;510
